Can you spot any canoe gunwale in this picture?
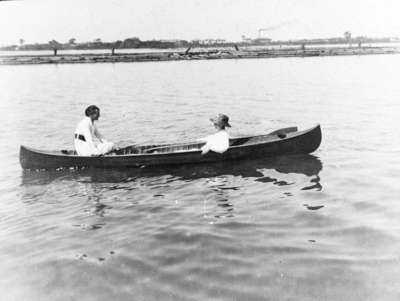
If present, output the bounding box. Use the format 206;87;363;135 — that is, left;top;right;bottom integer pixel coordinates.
21;125;317;157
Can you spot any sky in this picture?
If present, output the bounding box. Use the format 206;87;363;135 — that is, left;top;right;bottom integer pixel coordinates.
0;0;399;46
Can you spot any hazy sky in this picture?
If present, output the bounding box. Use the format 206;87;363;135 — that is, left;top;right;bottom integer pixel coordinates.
0;0;399;45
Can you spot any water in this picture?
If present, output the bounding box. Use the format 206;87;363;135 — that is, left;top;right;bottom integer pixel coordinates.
1;55;400;300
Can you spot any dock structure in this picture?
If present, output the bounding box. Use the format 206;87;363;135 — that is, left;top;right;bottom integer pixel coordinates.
1;46;399;65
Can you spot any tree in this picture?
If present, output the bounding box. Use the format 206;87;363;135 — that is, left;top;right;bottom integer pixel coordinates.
19;38;25;46
49;40;61;56
114;40;123;48
122;37;141;48
344;31;352;45
68;38;76;45
49;40;60;48
94;38;102;43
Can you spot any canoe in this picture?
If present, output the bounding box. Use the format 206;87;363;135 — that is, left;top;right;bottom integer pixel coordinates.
19;125;321;170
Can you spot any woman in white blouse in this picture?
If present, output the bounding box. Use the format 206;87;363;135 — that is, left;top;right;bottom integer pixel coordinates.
74;105;114;156
199;114;231;155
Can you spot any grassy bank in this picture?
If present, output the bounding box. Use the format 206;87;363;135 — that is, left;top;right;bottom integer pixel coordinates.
0;46;399;65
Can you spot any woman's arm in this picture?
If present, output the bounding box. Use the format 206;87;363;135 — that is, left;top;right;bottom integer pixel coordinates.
201;143;210;155
82;124;100;155
93;124;104;143
199;135;210;154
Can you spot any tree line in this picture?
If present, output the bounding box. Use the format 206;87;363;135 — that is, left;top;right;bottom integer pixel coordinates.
1;34;398;52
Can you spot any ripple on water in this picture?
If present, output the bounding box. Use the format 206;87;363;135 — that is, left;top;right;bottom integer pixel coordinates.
3;56;400;300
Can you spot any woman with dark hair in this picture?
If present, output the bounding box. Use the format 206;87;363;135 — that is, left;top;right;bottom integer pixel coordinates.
74;105;114;156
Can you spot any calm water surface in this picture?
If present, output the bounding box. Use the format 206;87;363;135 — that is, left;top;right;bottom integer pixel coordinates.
1;55;400;300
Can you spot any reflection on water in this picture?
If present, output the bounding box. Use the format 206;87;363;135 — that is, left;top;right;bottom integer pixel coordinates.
21;154;322;186
204;177;236;219
20;155;322;224
6;55;400;300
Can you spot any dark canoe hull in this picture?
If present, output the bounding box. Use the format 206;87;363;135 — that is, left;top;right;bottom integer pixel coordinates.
20;125;322;170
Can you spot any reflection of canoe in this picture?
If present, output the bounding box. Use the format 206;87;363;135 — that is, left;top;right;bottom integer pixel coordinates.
21;154;323;185
19;125;321;170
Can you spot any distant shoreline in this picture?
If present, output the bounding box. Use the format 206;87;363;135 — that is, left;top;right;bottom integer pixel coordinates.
1;46;399;66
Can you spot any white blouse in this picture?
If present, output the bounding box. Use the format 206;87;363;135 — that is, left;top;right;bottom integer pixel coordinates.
74;116;104;155
200;130;230;154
